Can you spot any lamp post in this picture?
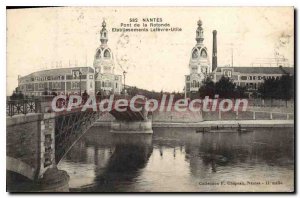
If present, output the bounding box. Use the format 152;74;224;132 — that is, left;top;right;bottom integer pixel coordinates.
123;70;127;97
94;68;100;100
79;71;82;96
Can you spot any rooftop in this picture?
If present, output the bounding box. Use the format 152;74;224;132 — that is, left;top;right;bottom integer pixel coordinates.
19;66;95;79
215;66;294;75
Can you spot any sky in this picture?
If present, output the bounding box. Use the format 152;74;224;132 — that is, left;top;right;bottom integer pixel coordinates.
6;7;294;95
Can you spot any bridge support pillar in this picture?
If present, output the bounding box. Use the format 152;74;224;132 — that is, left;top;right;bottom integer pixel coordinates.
36;167;70;192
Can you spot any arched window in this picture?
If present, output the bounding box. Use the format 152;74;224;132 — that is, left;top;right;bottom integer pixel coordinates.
192;80;197;88
192;49;198;59
95;49;101;59
200;49;207;58
104;50;111;58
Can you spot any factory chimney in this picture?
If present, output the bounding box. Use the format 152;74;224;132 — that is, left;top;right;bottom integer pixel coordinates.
212;30;218;72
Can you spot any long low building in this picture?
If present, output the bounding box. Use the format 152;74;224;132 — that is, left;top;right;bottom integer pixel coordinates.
17;20;123;96
211;66;294;91
18;67;122;96
18;67;94;96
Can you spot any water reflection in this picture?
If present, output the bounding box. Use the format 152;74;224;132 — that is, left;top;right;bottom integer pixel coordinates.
58;127;294;192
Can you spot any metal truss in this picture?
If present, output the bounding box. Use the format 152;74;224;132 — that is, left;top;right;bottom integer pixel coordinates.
54;109;100;163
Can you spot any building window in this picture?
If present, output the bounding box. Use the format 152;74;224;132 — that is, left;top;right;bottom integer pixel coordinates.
71;82;80;89
249;83;253;89
241;76;247;80
96;49;101;59
104;50;111;58
116;83;118;88
192;49;198;59
27;84;34;91
192;80;199;88
39;83;44;90
103;81;111;87
52;82;61;89
200;50;207;58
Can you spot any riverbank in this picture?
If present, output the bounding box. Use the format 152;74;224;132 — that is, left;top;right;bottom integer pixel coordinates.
94;119;294;128
152;119;294;128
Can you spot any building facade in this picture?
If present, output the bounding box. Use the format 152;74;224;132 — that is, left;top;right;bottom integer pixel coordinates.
18;20;122;96
185;20;211;99
184;19;294;99
93;20;122;96
211;66;294;92
18;67;95;96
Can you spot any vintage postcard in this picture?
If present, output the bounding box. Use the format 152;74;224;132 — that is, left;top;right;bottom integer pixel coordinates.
6;7;294;192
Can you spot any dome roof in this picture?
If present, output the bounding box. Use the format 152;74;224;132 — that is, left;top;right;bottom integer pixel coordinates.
197;19;202;27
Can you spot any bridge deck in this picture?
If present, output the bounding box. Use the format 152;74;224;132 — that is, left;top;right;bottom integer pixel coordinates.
110;105;147;121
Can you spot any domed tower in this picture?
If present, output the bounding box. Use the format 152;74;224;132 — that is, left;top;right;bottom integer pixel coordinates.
93;20;115;75
189;19;210;75
185;19;211;98
93;20;122;96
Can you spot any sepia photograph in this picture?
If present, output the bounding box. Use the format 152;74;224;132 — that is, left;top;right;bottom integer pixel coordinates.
6;6;295;193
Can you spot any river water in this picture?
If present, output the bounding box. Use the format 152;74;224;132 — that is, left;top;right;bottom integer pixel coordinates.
58;127;294;192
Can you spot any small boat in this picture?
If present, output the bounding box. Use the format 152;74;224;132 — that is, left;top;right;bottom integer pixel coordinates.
237;128;252;133
196;128;252;133
195;127;211;133
209;129;237;133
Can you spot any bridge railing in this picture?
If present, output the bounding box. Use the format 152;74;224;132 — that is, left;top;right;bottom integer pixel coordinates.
6;99;41;117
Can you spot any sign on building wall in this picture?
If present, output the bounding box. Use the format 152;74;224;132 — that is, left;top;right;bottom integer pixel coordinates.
222;68;233;78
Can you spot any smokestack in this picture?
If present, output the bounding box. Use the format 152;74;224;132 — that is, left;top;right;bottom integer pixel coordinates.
212;30;217;72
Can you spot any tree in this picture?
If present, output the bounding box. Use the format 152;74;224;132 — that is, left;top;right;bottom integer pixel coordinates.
235;85;247;98
215;76;236;98
258;78;279;100
199;76;247;99
199;76;215;98
258;74;294;106
279;74;294;101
